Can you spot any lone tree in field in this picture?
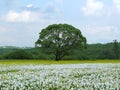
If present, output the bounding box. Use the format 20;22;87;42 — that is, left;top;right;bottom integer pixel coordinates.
35;24;87;61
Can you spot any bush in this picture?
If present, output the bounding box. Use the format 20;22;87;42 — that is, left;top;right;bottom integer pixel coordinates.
3;49;33;59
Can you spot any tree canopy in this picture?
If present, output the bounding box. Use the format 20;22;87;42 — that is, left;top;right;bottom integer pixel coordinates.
35;24;87;60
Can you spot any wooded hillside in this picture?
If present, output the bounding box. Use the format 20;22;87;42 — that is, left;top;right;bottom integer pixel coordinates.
0;42;120;60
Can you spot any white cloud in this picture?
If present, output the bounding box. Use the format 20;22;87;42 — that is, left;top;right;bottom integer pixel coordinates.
5;10;32;22
82;0;104;16
113;0;120;13
5;10;49;23
82;25;120;43
0;26;15;43
0;26;6;33
26;4;33;8
5;7;61;23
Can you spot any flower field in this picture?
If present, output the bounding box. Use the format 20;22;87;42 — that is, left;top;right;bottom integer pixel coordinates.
0;63;120;90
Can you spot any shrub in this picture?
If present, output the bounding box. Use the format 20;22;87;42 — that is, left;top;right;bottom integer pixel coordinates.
3;49;33;59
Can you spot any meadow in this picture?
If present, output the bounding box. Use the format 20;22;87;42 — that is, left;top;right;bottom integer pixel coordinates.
0;60;120;89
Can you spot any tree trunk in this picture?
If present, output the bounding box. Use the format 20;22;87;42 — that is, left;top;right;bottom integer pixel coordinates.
55;51;61;61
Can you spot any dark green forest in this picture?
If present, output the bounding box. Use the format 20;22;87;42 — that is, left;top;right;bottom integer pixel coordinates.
0;41;120;60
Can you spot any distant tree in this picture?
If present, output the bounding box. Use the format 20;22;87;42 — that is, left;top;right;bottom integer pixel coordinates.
113;40;119;59
35;24;87;61
3;49;33;59
99;49;114;59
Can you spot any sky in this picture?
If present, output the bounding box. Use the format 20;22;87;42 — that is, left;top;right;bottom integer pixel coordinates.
0;0;120;47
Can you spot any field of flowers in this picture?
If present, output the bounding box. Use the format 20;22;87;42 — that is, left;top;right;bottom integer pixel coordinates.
0;63;120;90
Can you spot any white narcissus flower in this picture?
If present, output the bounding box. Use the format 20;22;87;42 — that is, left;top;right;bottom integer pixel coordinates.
0;64;120;89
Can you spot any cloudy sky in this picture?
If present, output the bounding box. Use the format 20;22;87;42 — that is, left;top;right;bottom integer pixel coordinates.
0;0;120;47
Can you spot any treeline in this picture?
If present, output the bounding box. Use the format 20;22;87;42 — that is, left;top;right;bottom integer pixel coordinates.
0;42;120;60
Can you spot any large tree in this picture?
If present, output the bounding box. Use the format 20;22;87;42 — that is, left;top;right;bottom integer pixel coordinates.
35;24;87;60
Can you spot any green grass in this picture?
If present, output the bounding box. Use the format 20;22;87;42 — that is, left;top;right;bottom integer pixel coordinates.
0;60;120;64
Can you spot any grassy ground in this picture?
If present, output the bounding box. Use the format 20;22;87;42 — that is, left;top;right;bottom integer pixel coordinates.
0;60;120;64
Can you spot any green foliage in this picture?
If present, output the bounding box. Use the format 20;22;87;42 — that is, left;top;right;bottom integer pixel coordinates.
3;49;33;59
29;47;54;60
98;49;114;59
35;24;86;60
63;49;89;60
113;40;119;59
0;41;120;60
87;42;120;59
